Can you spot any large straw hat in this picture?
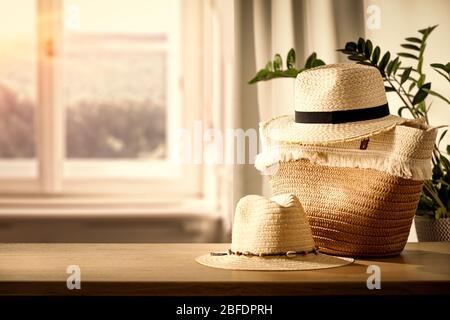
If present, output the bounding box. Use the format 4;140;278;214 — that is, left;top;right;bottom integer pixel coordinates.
263;63;409;144
196;194;353;271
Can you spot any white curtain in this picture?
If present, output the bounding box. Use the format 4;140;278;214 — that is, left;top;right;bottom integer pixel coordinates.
252;0;365;120
234;0;365;197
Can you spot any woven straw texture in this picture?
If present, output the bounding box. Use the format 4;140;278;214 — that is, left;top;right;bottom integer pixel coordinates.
264;63;409;144
415;217;450;242
270;160;424;257
295;63;386;112
263;115;407;145
196;251;353;271
196;194;353;270
257;119;438;181
231;194;315;253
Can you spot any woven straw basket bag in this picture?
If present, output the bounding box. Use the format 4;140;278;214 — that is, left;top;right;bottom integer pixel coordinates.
255;64;438;257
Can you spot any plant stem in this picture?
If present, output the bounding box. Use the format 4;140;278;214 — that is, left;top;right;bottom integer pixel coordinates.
385;77;417;118
393;77;415;106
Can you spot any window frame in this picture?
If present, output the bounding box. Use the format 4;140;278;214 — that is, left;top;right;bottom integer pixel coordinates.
0;0;205;199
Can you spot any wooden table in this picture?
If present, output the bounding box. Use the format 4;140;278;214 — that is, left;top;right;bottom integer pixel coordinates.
0;243;449;296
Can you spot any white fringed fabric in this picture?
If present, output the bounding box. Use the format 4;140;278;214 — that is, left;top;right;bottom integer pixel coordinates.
255;118;437;181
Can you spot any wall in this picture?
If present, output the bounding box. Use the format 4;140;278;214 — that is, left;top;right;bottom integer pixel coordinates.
364;0;450;137
364;0;450;241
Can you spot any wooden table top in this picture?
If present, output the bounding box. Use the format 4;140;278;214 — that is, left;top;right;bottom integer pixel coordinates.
0;242;449;296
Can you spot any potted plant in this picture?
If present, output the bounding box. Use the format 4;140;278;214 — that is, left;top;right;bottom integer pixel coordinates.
250;26;450;241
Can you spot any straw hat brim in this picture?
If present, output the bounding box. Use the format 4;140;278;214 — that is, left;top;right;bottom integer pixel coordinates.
263;114;408;144
195;253;353;271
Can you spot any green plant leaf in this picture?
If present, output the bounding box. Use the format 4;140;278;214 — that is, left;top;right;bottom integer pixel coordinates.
398;52;419;60
304;52;317;69
391;57;400;75
436;207;445;219
421;82;431;90
433;69;450;83
405;37;422;43
249;51;325;84
401;44;420;51
432;163;443;180
338;49;356;55
408;82;416;92
447;145;450;155
248;68;270;84
419;193;435;209
348;54;365;61
412;82;431;105
311;59;325;67
386;60;395;76
419;25;438;37
371;46;380;65
418;101;427;113
385;85;396;92
440;153;450;171
400;67;412;84
431;63;450;83
284;68;300;77
364;39;373;59
273;54;282;71
415;108;425;117
378;51;391;72
438;130;448;147
438;179;450;187
248;67;301;84
357;38;365;53
399;66;419;74
287;48;296;69
431;63;450;73
344;42;357;52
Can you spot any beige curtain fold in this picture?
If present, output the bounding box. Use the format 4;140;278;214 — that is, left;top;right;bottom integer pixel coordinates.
247;0;365;196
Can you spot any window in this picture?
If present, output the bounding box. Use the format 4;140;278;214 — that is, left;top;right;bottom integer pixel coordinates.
0;0;37;180
0;0;203;197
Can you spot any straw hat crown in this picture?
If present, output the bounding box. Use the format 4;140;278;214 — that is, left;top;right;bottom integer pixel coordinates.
231;194;315;254
295;63;387;112
261;63;406;144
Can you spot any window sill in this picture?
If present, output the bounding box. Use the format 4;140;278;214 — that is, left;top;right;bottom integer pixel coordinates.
0;196;224;243
0;195;219;219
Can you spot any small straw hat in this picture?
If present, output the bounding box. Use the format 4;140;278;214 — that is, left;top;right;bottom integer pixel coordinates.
264;63;409;144
196;194;353;271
